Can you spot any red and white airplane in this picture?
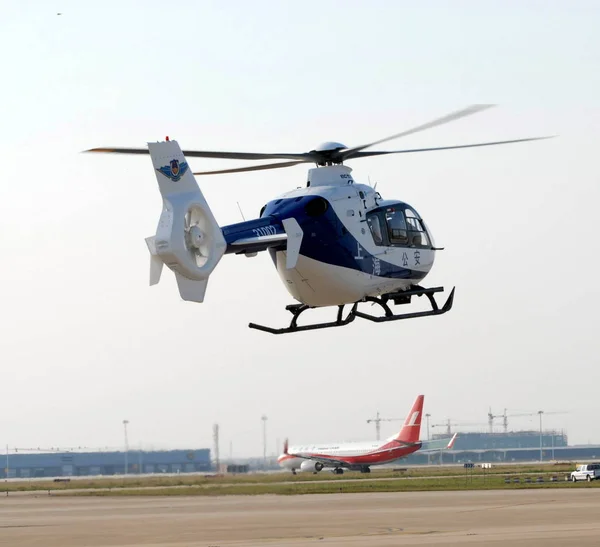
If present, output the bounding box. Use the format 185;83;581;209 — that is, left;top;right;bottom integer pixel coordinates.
278;395;457;474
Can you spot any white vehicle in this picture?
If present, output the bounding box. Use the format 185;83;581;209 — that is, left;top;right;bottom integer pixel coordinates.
570;464;600;482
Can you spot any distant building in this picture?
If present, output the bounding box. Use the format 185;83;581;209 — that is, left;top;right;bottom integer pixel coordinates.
2;449;211;479
436;430;568;451
400;430;599;465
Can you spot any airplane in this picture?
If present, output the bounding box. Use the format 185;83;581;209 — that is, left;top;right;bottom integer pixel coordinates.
277;395;457;474
86;105;552;334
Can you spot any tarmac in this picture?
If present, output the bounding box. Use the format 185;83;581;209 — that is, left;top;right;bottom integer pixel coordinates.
1;488;599;546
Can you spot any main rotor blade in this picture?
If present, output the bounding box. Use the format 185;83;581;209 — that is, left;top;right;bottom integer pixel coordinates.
347;136;555;159
340;104;496;160
86;146;314;162
193;160;308;176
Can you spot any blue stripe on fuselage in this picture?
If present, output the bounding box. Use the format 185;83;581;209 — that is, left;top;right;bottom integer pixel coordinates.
222;217;286;255
261;197;424;280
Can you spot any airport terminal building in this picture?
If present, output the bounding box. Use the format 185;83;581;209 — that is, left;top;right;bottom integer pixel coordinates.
1;449;211;479
403;431;600;465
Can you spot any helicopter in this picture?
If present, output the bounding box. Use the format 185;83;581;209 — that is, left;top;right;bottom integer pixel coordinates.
87;105;551;334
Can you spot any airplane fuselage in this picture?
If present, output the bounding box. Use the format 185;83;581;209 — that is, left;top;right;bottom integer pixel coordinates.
278;438;422;472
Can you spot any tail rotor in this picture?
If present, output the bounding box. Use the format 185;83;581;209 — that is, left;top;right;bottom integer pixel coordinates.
144;140;226;302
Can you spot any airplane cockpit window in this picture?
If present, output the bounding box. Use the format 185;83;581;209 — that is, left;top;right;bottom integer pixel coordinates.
367;214;383;245
385;208;408;246
405;208;430;247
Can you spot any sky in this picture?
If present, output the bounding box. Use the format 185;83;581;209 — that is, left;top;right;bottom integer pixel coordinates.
1;1;599;458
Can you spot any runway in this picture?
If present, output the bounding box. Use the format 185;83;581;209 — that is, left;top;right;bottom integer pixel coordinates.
2;489;599;546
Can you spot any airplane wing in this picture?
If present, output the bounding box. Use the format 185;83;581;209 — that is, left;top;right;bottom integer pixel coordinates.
287;451;351;468
418;433;457;454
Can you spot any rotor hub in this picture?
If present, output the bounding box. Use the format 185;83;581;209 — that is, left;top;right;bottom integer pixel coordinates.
311;142;347;165
313;141;347;153
188;225;205;249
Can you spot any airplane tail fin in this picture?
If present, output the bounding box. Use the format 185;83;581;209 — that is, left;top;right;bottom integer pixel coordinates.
395;395;424;443
145;140;226;302
283;438;289;455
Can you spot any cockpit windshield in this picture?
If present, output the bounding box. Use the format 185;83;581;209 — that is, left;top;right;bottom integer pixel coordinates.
366;204;430;248
404;207;430;247
385;208;408;245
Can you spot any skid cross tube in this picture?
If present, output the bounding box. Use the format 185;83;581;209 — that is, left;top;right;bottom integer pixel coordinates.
248;285;455;335
354;286;455;323
248;303;358;335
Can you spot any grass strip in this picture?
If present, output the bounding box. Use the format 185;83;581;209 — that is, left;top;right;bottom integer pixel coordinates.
57;475;600;497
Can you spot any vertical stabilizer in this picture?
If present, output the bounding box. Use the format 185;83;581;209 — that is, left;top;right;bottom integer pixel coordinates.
395;395;424;443
144;140;226;302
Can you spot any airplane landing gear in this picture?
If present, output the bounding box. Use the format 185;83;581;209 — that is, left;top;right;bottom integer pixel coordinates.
360;466;371;473
334;468;344;475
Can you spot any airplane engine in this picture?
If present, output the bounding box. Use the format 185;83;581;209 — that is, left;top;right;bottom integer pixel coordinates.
300;460;324;473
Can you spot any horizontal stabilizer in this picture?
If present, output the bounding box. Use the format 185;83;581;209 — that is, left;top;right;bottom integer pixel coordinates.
229;233;287;247
175;273;209;303
419;433;458;453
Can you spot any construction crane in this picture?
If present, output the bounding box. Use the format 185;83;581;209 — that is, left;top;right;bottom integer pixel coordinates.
487;409;567;433
487;408;537;434
366;412;404;441
431;420;487;436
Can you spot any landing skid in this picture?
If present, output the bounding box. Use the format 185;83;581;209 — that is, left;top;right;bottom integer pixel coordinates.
248;285;455;335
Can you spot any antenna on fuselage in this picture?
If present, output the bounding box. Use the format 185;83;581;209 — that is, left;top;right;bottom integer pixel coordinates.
236;201;246;221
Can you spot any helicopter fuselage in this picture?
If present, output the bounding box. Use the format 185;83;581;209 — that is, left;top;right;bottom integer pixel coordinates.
222;165;436;307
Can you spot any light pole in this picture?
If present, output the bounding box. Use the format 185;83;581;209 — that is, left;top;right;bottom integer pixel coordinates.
425;414;431;465
123;420;129;475
537;411;544;462
261;415;267;469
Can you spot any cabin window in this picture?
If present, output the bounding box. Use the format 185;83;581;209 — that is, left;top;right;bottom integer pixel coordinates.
367;213;384;245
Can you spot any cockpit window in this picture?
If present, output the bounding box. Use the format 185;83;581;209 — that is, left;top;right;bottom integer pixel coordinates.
385;208;408;246
367;205;432;249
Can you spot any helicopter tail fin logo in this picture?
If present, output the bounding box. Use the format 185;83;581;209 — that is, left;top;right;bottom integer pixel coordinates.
395;395;424;444
145;139;226;303
156;158;189;182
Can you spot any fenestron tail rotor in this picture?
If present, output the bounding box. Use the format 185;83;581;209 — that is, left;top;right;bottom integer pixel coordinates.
85;105;554;174
143;140;227;303
185;206;212;264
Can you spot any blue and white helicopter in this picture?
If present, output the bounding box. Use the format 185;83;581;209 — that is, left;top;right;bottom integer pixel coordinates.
88;105;550;334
